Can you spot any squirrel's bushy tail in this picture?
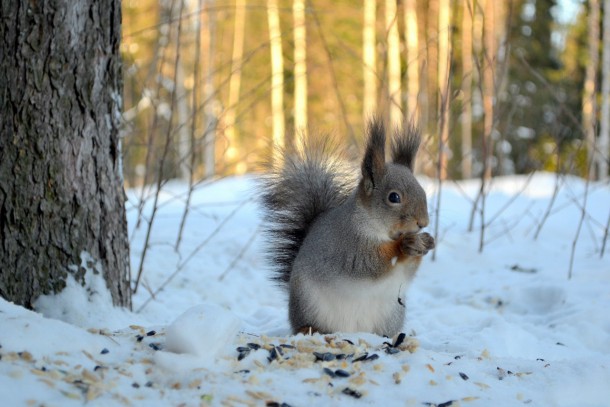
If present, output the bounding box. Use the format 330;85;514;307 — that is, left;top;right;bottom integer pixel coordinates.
259;139;354;286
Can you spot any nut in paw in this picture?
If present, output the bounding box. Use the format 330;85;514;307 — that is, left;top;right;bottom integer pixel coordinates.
400;232;435;257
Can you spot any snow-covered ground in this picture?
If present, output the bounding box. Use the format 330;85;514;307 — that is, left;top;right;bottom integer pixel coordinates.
1;173;609;406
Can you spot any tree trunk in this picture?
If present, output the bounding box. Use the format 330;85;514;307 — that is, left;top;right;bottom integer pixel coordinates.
483;0;496;181
598;0;610;181
176;56;191;180
386;0;402;126
583;0;600;179
437;0;451;180
404;0;419;123
426;0;439;146
0;0;131;308
268;0;285;161
293;0;308;145
363;0;377;123
225;0;247;172
203;0;218;178
461;0;473;179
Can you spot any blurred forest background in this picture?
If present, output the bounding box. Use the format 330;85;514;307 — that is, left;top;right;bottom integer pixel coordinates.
120;0;610;186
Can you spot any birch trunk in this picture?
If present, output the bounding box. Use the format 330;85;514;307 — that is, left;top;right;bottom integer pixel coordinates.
404;0;419;123
427;0;439;142
386;0;402;126
268;0;285;160
294;0;308;145
203;0;218;178
225;0;247;171
438;0;451;180
363;0;377;122
583;0;600;179
461;0;473;179
598;0;610;181
176;61;191;180
483;0;496;181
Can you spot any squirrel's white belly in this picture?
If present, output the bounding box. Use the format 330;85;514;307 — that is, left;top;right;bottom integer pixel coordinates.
308;265;413;334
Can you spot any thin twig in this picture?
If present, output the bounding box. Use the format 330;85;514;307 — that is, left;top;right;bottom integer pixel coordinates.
568;163;593;279
218;224;262;281
484;171;536;228
308;1;357;146
175;0;204;251
432;61;451;261
533;173;564;240
136;199;249;313
478;179;487;253
133;0;186;294
601;207;610;258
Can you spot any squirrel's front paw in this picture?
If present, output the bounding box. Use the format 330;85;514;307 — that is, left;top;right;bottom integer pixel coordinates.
401;232;435;257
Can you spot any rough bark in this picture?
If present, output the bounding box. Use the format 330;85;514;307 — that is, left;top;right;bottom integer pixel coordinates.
0;0;131;308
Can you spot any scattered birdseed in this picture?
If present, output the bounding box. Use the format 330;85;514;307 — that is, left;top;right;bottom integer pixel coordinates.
424;400;458;407
313;352;335;362
100;349;109;355
459;372;469;381
334;369;350;378
268;346;284;362
393;333;406;348
392;372;402;384
265;402;292;407
342;387;362;399
366;354;379;362
323;368;336;378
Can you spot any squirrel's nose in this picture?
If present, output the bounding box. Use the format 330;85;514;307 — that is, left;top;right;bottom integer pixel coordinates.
417;218;429;229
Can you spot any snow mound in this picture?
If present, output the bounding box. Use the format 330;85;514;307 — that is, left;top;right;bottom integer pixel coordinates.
33;251;140;330
163;303;241;363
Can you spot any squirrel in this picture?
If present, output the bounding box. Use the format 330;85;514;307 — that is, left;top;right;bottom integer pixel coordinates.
260;118;435;337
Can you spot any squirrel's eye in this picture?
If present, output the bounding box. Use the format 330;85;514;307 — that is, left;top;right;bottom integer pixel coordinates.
388;192;401;204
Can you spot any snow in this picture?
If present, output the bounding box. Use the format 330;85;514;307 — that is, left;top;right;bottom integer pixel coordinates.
164;304;241;362
1;172;609;406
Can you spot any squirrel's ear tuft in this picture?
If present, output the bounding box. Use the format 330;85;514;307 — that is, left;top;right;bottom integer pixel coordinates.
391;123;421;171
361;118;386;195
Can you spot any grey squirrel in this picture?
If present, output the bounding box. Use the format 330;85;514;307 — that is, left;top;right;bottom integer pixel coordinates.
260;119;435;337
